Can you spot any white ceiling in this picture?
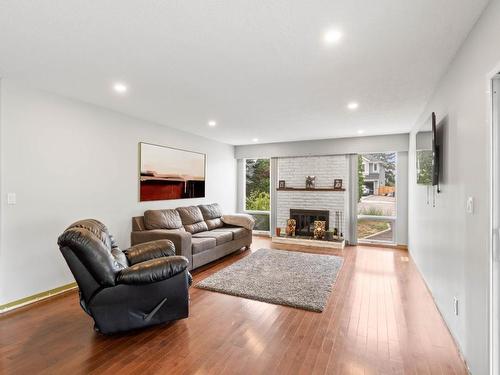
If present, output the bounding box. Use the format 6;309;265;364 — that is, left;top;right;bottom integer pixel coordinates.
0;0;489;145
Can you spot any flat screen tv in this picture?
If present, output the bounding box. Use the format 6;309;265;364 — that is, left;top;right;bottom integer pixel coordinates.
416;112;439;189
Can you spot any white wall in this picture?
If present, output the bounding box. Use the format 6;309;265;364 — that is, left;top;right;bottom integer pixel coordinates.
234;134;409;159
408;1;500;373
0;80;236;305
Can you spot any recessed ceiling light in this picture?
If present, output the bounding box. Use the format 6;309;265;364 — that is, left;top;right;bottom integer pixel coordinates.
347;102;359;110
323;29;343;44
357;130;365;134
113;82;128;94
252;138;259;142
208;120;217;127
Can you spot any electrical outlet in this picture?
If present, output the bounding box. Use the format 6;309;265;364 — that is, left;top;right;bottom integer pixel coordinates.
453;297;459;316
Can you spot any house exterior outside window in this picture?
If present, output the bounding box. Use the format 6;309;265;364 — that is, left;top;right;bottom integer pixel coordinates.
361;156;385;195
358;152;397;245
244;158;270;233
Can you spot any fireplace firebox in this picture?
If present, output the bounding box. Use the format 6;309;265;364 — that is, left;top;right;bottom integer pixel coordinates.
290;209;329;237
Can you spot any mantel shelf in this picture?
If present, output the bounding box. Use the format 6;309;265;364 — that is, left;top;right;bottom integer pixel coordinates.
276;188;346;192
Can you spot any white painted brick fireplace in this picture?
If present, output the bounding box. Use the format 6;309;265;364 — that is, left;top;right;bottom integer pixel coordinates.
276;155;350;239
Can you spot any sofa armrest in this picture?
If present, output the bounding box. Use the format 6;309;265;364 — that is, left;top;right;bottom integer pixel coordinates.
116;256;188;285
131;229;192;268
221;214;255;230
125;240;175;265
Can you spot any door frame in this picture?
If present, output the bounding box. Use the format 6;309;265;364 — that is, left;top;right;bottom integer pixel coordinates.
488;66;500;375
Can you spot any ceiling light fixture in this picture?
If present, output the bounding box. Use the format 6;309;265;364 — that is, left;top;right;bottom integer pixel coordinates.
113;82;128;94
252;138;259;142
357;130;365;134
323;29;343;44
347;102;359;110
208;120;217;127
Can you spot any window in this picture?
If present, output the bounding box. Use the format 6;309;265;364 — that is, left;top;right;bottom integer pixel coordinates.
244;159;270;232
362;163;367;173
357;153;396;244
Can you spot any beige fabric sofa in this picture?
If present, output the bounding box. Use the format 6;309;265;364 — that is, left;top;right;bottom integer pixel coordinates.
131;203;252;270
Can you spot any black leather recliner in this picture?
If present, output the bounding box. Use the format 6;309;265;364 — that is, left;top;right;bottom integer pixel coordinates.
57;219;191;334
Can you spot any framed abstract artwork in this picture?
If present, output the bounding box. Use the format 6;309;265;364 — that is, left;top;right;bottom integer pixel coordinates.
139;142;206;201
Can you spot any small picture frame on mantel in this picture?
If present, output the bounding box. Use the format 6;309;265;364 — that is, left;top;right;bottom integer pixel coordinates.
278;180;286;189
334;179;343;190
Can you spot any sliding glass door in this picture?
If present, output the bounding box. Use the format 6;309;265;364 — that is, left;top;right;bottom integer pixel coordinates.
357;153;397;244
244;159;271;234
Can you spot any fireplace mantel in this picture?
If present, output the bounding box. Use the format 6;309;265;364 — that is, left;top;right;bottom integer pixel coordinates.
276;155;349;243
277;187;345;192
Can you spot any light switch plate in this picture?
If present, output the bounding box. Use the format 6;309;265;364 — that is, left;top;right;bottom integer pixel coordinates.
466;197;474;214
7;193;16;205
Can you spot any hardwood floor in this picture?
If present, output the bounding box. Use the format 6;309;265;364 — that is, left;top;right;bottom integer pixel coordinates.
0;237;468;374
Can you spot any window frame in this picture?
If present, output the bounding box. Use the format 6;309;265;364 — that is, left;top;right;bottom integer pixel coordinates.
357;152;397;244
242;158;271;235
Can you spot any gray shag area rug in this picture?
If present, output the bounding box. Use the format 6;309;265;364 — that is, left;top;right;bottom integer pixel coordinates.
195;248;343;312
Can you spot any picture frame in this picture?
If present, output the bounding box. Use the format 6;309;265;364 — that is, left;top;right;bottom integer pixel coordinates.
139;142;206;201
334;179;343;190
278;180;286;189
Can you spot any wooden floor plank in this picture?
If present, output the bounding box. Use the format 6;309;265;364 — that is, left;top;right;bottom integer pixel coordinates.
0;237;468;374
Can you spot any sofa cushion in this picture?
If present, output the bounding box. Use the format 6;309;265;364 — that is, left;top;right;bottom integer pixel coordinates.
191;237;216;254
192;230;233;245
211;227;249;241
144;209;184;230
185;221;208;234
205;217;223;230
177;206;208;234
198;203;224;230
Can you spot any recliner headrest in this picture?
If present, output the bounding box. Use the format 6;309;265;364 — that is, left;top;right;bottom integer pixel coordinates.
58;219;125;286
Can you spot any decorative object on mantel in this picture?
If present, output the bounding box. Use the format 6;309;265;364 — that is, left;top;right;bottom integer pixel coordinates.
333;179;343;190
305;175;316;189
286;219;296;236
276;227;281;237
278;180;286;189
313;220;326;240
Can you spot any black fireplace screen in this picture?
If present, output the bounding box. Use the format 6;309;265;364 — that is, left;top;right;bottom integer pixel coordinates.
290;209;329;236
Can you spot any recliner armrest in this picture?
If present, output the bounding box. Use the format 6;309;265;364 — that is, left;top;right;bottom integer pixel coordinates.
116;256;189;285
125;240;175;265
131;229;193;269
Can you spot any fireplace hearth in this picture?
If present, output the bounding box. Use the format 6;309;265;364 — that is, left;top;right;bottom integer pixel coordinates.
290;209;329;237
